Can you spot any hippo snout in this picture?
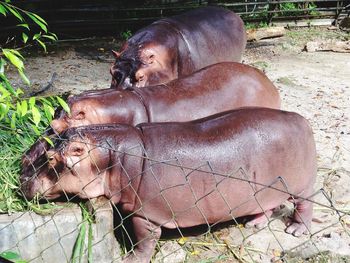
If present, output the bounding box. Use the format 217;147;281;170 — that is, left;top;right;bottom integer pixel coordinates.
51;119;68;134
19;175;39;200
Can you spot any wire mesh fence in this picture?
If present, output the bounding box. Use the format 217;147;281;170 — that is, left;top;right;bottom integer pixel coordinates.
1;124;349;262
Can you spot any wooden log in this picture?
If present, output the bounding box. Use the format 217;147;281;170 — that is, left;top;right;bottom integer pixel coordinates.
246;26;286;41
305;40;350;53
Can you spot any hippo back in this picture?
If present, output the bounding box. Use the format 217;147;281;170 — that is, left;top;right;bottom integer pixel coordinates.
158;6;246;73
135;62;280;122
111;7;246;88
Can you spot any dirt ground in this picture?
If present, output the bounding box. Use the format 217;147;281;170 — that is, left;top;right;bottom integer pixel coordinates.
7;27;350;262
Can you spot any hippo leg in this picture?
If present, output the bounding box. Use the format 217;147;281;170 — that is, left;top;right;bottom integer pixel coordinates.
285;193;313;237
245;209;273;229
123;216;161;263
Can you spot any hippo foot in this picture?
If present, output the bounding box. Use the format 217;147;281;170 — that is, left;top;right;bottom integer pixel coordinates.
122;255;145;263
245;210;273;229
285;220;309;236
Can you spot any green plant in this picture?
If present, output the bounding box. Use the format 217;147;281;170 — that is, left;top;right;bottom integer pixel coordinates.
71;203;94;263
120;29;132;40
0;251;27;263
0;0;69;213
279;2;297;16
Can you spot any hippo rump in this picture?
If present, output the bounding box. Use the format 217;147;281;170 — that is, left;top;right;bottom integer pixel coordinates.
51;62;281;133
110;6;246;89
21;108;316;263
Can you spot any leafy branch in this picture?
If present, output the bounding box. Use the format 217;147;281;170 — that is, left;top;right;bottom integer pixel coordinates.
0;0;69;213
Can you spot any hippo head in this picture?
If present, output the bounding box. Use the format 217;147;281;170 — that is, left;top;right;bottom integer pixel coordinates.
20;128;114;202
110;42;177;89
51;93;106;134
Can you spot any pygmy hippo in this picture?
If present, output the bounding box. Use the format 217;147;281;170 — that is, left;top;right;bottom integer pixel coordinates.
21;108;316;263
110;6;246;89
51;62;280;133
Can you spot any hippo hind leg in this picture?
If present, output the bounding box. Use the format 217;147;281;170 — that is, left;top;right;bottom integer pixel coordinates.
245;209;273;229
285;193;313;237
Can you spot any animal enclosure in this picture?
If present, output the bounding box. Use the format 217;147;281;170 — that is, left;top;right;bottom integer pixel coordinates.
0;0;349;262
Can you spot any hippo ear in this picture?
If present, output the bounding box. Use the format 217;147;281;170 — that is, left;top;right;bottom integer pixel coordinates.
112;50;121;58
68;143;85;157
47;150;59;168
145;54;155;64
74;111;85;120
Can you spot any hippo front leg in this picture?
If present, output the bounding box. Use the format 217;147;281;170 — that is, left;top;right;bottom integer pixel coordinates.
123;216;162;263
285;188;314;236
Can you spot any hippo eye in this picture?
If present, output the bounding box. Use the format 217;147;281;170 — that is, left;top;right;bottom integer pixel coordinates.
74;112;85;120
113;71;123;84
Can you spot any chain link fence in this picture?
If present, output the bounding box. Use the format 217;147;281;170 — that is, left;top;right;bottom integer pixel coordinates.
1;126;349;262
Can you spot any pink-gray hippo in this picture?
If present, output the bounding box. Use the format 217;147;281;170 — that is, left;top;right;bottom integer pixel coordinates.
23;62;280;180
21;107;316;262
52;62;280;133
110;7;246;89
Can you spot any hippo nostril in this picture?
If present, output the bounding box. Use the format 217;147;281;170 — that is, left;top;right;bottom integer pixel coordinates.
51;120;64;134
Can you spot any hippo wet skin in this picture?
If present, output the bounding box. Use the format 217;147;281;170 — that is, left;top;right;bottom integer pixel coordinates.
51;62;280;133
21;108;316;263
24;62;280;177
110;7;246;89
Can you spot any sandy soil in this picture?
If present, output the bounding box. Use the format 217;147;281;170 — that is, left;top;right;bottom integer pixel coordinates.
7;27;350;262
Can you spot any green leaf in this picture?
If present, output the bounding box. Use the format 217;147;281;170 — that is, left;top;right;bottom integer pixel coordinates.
33;33;41;40
0;58;6;74
31;106;41;126
50;32;58;41
0;251;20;260
8;49;24;59
17;23;30;30
5;5;24;22
0;73;16;95
16;101;21;116
0;83;10;98
21;100;28;117
27;12;47;32
57;97;70;114
22;32;28;43
0;102;9;119
43;104;52;122
2;49;24;71
35;39;47;53
42;34;57;41
0;4;7;16
19;70;30;85
31;124;40;135
43;103;55;117
15;88;24;96
10;112;17;129
43;136;54;147
29;97;35;108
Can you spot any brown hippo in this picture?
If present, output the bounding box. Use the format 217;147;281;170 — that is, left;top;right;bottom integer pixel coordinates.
51;62;280;133
110;6;246;89
23;62;279;177
20;108;316;263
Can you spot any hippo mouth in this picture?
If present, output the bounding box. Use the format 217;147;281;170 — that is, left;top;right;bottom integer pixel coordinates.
110;56;142;89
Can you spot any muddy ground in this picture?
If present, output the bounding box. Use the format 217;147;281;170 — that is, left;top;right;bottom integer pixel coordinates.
7;27;350;262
